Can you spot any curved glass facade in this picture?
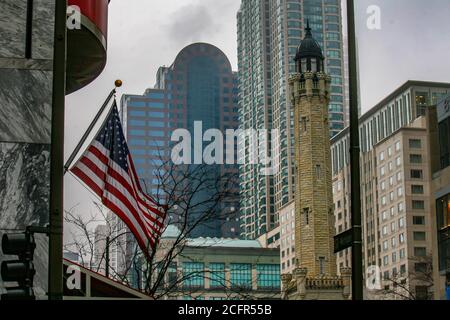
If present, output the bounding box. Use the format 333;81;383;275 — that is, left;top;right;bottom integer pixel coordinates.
121;43;240;238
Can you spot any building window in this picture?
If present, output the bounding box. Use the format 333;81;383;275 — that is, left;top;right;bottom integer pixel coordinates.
389;176;394;186
413;232;426;241
392;252;397;263
130;130;145;136
168;262;178;287
409;139;422;149
319;257;326;275
230;264;252;289
130;110;146;117
129;139;146;146
149;111;165;118
410;154;423;164
388;147;393;157
209;263;226;289
301;117;308;132
414;263;428;273
399;249;406;260
149;130;165;137
130;120;146;126
391;237;397;248
315;165;322;180
303;208;310;225
412;200;425;210
256;264;280;289
149;121;165;128
414;247;427;257
399;217;405;229
411;170;423;179
183;262;205;289
400;264;406;274
395;141;401;151
411;185;424;194
391;221;396;232
413;216;425;225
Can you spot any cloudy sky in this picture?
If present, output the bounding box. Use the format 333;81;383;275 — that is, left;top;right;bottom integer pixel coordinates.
64;0;450;233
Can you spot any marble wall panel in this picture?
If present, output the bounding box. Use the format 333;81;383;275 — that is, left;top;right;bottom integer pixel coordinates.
0;69;52;144
0;142;50;299
32;0;55;60
0;0;27;58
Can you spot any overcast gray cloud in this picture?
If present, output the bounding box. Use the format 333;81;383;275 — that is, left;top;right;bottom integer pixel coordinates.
64;0;450;239
354;0;450;109
165;4;220;45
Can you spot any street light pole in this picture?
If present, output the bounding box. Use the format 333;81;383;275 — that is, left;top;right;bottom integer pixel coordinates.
346;0;364;300
48;0;67;301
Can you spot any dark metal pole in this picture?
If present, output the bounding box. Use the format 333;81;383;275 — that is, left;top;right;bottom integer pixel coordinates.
64;87;117;174
48;0;67;301
25;0;34;59
105;236;110;278
346;0;364;300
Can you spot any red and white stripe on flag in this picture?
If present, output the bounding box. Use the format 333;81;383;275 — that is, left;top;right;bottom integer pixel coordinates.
70;104;166;254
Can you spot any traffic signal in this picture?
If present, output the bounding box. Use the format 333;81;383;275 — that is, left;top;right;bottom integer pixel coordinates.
1;231;36;300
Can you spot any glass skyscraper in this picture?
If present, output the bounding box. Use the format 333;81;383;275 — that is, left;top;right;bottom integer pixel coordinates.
237;0;347;239
121;43;240;238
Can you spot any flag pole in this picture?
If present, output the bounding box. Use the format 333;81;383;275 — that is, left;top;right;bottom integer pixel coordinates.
346;0;364;300
64;80;123;174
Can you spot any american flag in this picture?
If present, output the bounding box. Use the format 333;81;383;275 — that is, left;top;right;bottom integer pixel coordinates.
71;101;166;253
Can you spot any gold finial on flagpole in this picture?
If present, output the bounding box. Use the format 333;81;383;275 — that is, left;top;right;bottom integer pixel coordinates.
115;79;123;88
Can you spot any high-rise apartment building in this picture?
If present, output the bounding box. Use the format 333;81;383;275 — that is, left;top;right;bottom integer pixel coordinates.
331;81;450;299
121;43;240;239
237;0;347;239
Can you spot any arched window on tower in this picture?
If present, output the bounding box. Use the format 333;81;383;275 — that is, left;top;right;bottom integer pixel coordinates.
301;58;307;73
311;58;317;72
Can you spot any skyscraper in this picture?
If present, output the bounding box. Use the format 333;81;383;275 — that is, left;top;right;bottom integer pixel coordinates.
121;43;240;238
237;0;347;239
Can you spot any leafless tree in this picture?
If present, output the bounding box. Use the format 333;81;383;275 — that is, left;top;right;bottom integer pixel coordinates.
64;157;272;300
64;202;135;283
375;255;434;300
